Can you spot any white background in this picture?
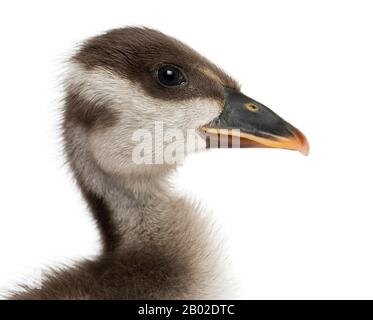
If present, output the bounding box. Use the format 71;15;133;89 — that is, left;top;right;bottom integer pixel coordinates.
1;0;372;299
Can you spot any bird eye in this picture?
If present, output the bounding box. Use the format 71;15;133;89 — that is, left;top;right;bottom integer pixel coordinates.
157;65;186;87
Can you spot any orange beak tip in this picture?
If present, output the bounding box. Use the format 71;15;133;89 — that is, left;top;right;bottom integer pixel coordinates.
290;127;310;156
300;143;310;156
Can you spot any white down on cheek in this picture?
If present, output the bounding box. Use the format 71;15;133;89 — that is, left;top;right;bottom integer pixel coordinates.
67;62;223;174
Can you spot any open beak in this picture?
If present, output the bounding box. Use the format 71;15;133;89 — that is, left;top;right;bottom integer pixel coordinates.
201;88;309;155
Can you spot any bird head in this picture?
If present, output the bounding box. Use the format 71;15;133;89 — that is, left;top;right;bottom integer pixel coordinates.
63;27;308;177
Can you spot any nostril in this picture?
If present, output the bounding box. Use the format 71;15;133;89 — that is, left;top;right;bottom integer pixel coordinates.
244;102;259;112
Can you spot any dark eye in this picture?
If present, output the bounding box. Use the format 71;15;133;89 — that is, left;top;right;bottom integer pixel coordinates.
157;65;186;87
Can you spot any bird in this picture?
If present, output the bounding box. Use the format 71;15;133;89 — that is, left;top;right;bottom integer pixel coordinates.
10;27;309;299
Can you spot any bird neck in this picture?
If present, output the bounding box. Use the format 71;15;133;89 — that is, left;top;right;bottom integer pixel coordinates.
77;165;177;252
67;141;230;298
104;172;178;251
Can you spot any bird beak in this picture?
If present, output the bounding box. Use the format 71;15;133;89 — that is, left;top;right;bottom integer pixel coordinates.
201;88;309;155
